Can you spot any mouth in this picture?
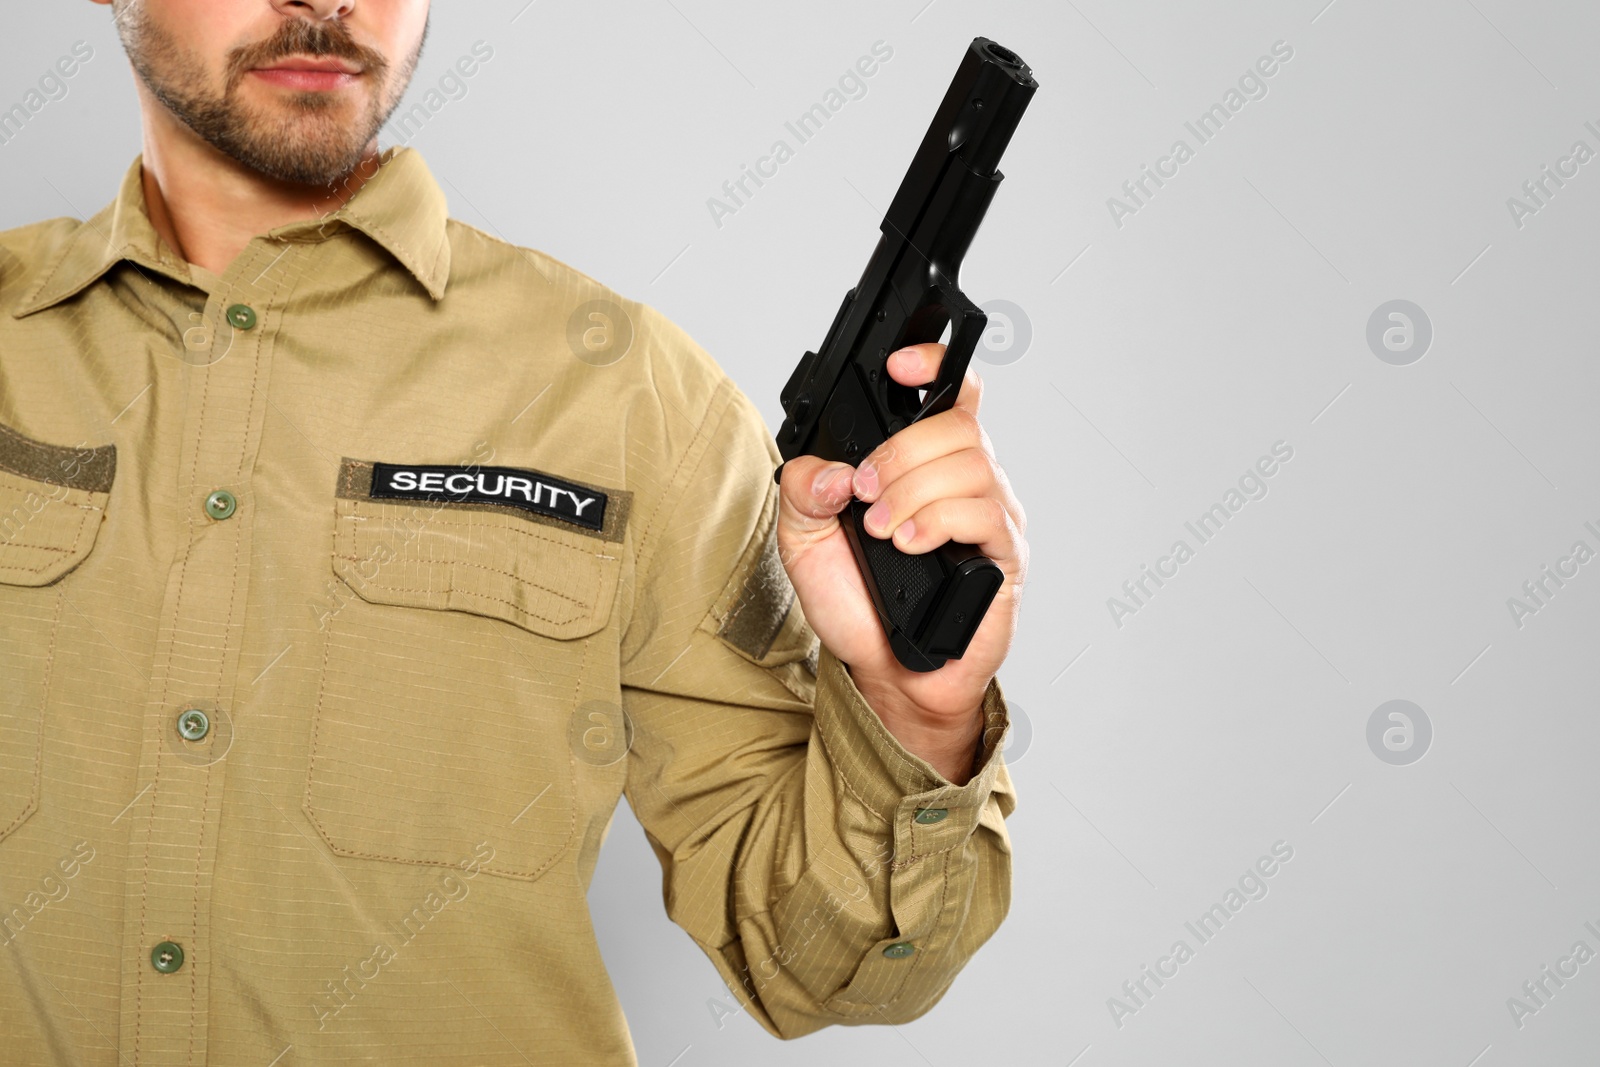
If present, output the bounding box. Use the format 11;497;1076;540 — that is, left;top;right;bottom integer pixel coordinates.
250;55;364;92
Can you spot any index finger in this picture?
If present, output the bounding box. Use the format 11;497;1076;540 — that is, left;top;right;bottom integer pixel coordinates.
887;345;983;418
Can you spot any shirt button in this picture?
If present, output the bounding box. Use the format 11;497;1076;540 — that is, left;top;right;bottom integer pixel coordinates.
882;942;915;959
151;941;185;973
176;709;210;742
225;304;258;330
204;489;237;520
913;808;948;825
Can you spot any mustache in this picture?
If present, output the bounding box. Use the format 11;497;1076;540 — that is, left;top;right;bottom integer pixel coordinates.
225;19;389;87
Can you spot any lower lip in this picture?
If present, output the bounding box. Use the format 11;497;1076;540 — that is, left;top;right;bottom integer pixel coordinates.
251;68;359;91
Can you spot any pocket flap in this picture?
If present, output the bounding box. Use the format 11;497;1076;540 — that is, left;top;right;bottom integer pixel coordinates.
0;426;115;586
331;463;624;640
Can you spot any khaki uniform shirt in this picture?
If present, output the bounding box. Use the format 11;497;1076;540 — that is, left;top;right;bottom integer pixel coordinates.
0;147;1013;1066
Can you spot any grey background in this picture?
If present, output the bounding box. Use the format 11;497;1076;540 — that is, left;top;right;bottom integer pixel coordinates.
5;1;1599;1064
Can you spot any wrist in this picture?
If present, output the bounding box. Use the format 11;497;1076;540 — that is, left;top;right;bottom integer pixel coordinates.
849;667;985;785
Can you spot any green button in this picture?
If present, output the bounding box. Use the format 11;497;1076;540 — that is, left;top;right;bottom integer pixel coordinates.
177;709;210;742
151;941;184;973
913;808;948;825
204;490;237;520
882;942;915;960
225;304;257;330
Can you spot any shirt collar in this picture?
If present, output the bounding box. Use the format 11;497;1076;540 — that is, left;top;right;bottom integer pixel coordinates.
13;145;451;317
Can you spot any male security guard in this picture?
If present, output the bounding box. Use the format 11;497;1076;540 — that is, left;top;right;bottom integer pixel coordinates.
0;1;1028;1063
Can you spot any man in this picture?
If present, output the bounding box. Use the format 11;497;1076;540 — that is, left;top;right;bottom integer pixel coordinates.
0;1;1028;1062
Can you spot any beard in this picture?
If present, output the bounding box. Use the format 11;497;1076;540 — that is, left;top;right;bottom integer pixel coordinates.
115;2;424;188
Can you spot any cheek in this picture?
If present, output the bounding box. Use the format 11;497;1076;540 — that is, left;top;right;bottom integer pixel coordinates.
373;5;431;72
132;2;269;96
181;2;273;73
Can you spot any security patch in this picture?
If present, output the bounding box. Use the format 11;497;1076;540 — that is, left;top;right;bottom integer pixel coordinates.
372;461;605;529
336;457;628;539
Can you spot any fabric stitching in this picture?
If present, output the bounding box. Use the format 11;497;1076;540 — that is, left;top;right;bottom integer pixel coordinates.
194;250;281;1048
342;499;626;546
888;849;953;1005
232;241;299;482
332;556;598;620
0;542;76;555
344;510;607;555
0;424;116;492
19;221;105;315
306;556;582;881
302;628;576;881
333;573;582;627
0;468;106;507
0;587;63;838
632;378;734;574
0;505;101;577
337;546;598;604
137;285;221;1056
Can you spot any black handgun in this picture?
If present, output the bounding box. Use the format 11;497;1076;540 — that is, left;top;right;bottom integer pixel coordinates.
777;37;1037;673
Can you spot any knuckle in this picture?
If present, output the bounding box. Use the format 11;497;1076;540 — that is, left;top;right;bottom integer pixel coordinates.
781;457;815;488
960;448;994;485
1010;536;1031;582
868;441;898;475
888;479;929;521
951;405;982;439
977;424;997;458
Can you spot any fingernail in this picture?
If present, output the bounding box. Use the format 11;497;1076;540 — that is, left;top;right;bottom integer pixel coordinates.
813;464;848;498
895;519;915;545
864;500;889;534
854;461;878;497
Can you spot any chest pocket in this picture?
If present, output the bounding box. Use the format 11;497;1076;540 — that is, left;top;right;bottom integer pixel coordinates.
305;487;625;882
0;430;115;845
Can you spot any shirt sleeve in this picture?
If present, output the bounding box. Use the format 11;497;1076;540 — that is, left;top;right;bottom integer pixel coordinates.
618;375;1015;1040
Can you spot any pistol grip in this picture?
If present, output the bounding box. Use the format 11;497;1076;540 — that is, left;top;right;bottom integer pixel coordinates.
842;499;1003;672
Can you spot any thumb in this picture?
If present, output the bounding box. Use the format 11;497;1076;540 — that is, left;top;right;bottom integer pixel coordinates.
777;456;856;540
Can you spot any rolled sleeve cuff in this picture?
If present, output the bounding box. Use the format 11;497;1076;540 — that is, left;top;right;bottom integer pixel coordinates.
812;647;1012;852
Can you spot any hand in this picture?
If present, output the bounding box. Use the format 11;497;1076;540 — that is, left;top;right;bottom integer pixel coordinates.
776;343;1028;782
